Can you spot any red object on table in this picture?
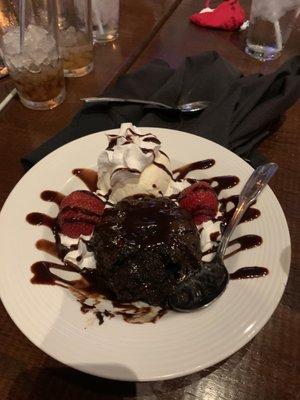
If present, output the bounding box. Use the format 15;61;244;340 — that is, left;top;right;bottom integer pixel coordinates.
190;0;245;31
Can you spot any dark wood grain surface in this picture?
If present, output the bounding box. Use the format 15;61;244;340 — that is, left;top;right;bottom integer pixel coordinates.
0;1;299;399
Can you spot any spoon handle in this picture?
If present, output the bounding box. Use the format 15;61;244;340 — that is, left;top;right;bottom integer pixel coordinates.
81;97;173;110
217;163;278;258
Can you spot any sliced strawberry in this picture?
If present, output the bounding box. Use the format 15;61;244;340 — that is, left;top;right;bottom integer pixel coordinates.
58;190;104;238
194;213;212;225
60;221;94;238
58;208;102;226
60;190;104;214
179;181;218;225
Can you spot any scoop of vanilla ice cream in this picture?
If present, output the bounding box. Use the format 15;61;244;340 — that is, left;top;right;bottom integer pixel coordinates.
109;151;172;202
97;123;188;203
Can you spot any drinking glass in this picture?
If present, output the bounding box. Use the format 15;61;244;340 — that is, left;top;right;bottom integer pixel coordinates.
0;0;65;110
92;0;119;43
245;0;300;61
57;0;94;77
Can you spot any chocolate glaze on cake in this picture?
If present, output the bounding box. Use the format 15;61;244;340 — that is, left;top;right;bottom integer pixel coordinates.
91;195;201;307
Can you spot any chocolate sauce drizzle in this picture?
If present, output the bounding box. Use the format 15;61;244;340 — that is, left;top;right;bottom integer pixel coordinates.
226;235;262;259
111;301;167;324
173;159;216;180
204;176;240;197
159;150;170;160
128;128;147;137
41;190;65;206
31;261;80;287
106;137;119;150
36;239;58;258
230;267;268;280
26;212;56;231
72;169;98;192
116;307;167;324
111;167;140;177
143;136;161;145
202;234;262;259
107;130;162;153
81;303;95;314
153;161;174;179
219;195;260;225
210;231;219;242
27;156;268;323
141;148;154;155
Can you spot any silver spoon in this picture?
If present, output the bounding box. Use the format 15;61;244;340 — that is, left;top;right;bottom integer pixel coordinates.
81;97;210;113
169;162;278;312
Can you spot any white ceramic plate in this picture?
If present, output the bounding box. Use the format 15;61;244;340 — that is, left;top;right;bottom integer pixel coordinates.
0;128;290;382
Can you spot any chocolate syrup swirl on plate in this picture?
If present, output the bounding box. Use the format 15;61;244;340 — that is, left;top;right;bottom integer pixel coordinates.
230;267;268;280
204;176;240;196
72;168;98;192
173;159;216;180
202;234;263;259
27;157;268;323
40;190;65;206
36;239;58;258
26;212;56;231
219;195;260;225
31;261;80;287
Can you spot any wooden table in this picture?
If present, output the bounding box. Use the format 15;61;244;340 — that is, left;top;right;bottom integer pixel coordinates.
0;1;299;399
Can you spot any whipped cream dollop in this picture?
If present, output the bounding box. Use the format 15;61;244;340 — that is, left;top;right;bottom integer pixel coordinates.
200;220;221;251
199;201;223;255
60;123;224;270
97;123;189;204
60;234;96;270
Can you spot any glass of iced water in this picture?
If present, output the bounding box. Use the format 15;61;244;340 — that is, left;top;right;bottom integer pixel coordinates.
245;0;300;61
57;0;94;78
0;0;65;110
92;0;119;43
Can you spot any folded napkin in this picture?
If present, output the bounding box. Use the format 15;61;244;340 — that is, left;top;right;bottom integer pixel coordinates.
190;0;245;31
22;52;300;170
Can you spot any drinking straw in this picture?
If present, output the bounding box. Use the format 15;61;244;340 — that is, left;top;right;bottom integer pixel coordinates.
19;0;26;52
93;1;104;35
0;88;17;112
274;20;283;51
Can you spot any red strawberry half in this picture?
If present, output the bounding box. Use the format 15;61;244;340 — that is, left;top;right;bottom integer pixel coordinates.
58;208;102;227
178;181;218;225
60;222;95;238
60;190;104;214
58;190;104;238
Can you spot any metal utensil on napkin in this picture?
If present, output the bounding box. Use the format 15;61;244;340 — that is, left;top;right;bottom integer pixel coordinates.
81;97;211;113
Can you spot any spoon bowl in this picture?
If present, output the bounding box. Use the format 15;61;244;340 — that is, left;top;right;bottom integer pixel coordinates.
169;256;228;311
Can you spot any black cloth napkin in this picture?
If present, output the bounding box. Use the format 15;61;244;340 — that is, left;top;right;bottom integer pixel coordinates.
22;51;300;170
